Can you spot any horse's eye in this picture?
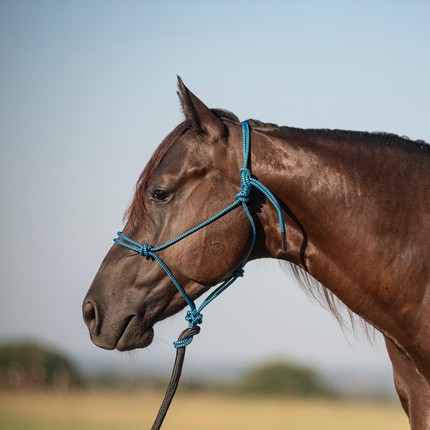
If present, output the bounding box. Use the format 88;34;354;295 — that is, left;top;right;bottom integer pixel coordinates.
152;190;169;201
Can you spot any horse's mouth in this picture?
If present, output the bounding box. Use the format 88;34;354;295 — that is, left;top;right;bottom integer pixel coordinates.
88;315;154;351
115;316;154;351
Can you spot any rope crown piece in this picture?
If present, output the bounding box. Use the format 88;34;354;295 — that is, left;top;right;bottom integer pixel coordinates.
113;122;287;430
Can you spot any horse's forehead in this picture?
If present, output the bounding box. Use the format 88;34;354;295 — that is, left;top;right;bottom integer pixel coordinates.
152;132;207;177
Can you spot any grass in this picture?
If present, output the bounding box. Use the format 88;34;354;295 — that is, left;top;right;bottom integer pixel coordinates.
0;389;409;430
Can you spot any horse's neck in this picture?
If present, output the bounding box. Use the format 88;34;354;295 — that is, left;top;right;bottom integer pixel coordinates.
251;128;430;335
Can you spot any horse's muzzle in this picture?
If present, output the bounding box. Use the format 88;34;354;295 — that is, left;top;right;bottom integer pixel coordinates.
82;299;154;351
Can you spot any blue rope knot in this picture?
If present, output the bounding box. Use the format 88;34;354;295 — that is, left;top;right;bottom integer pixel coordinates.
185;309;203;326
233;267;245;278
236;168;252;202
139;243;153;258
235;190;249;203
173;337;193;348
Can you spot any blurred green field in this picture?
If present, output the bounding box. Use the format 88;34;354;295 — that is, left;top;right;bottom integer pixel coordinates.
0;390;409;430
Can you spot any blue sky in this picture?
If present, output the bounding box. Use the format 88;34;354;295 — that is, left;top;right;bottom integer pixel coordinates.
1;0;429;380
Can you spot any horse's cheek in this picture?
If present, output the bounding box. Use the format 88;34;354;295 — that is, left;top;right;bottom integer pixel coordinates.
173;221;250;284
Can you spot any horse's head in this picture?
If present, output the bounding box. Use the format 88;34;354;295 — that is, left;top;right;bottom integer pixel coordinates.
83;78;262;351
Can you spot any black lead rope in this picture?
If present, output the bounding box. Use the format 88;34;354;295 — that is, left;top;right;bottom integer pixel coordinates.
151;326;200;430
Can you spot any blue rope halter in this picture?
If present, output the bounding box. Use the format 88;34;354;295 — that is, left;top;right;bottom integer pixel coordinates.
114;122;286;348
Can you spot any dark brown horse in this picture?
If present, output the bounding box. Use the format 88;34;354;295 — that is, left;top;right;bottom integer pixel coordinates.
83;77;430;428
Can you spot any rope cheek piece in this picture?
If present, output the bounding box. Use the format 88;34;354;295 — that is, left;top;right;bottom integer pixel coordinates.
114;122;286;430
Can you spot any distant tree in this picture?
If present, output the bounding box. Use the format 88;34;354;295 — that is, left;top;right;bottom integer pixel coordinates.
242;360;330;397
0;341;82;389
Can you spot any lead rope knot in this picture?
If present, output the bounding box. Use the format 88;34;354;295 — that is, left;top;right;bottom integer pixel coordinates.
236;167;252;202
173;325;201;348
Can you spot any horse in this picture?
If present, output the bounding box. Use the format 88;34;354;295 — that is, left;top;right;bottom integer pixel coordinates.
83;77;430;428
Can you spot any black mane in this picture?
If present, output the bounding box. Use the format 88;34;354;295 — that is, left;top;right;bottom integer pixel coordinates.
211;108;429;154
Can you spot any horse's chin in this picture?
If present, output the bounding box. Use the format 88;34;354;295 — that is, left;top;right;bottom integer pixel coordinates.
115;319;154;352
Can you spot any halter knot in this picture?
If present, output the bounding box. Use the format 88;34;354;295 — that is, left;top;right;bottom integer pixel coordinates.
139;243;153;258
236;168;252;202
185;309;203;326
233;267;245;278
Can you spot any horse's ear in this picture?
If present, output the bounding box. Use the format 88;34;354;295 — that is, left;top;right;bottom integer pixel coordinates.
177;76;225;139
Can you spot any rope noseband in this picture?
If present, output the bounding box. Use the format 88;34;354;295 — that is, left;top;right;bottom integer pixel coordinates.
114;122;286;429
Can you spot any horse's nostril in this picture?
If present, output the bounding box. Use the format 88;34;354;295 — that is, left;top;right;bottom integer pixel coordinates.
83;301;96;326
